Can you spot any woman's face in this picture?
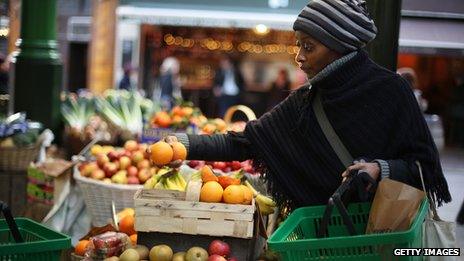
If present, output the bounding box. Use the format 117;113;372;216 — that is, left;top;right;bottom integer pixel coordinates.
295;31;342;79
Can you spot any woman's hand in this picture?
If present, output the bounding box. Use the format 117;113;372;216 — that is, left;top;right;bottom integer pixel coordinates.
341;162;380;182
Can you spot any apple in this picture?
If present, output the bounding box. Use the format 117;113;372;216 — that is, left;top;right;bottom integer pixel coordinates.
103;162;118;178
132;151;145;164
81;162;98;177
78;163;86;172
223;167;232;173
137;159;150;169
212;162;227;170
138;168;152;183
231;161;242;171
138;143;148;152
124;140;139;152
96;154;110;168
111;172;128;184
208;240;230;258
119;156;132;170
121;150;132;158
188;160;200;168
208;255;227;261
127;166;138;177
107;151;120;162
90;169;105;180
128;176;140;184
243;165;253;174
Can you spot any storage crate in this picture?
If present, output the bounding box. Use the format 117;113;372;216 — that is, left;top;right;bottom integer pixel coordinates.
134;181;256;238
0;218;71;261
268;200;428;261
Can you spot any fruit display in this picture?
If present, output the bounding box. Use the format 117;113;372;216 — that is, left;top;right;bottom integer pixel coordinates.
77;238;238;261
188;159;257;175
150;101;205;130
78;140;156;185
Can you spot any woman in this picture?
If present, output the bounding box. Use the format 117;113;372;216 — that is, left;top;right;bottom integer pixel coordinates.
167;0;451;210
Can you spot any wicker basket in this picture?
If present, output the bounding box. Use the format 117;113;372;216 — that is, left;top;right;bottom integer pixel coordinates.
0;142;42;171
73;167;142;227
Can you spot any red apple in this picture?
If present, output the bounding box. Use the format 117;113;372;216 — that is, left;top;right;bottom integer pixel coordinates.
208;240;230;257
243;165;253;174
213;162;227;171
127;166;138;177
131;151;145;164
119;156;132;170
124;140;139;152
103;162;118;178
78;163;86;172
96;154;110;168
107;151;119;162
127;176;140;184
138;168;152;183
137;159;150;169
188;160;200;168
223;167;232;173
138;143;148;152
121;150;132;158
231;161;242;171
90;169;105;180
208;255;226;261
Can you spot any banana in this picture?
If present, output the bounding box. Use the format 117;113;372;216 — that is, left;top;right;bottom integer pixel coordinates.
143;176;157;189
165;175;183;191
245;180;276;215
174;172;187;191
154;177;166;189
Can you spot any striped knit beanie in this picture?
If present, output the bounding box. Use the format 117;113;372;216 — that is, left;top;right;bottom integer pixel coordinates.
293;0;377;54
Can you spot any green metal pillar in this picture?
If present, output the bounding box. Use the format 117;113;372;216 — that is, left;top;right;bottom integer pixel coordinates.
366;0;402;72
11;0;62;136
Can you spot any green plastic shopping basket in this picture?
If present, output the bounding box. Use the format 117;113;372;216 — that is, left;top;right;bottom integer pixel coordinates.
268;199;428;261
0;202;71;261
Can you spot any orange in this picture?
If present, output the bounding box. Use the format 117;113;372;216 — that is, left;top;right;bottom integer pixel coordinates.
150;141;174;166
223;185;245;204
241;185;253;205
155;111;172;128
172;115;184;125
172;106;184;116
171;142;187;161
201;165;218;183
202;123;217;134
182;107;194;117
200;181;223;203
75;239;89;256
119;215;136;236
214;118;227;132
129;234;137;245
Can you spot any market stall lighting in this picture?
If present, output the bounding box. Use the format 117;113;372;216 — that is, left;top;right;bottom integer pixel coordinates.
162;33;298;55
254;24;270;35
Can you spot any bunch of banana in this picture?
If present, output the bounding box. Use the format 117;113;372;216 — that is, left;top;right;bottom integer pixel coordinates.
244;180;276;215
143;168;187;191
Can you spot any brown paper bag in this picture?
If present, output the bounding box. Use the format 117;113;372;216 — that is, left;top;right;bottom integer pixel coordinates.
366;178;425;234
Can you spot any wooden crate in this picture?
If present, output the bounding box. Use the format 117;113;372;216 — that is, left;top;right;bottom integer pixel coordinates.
134;181;256;238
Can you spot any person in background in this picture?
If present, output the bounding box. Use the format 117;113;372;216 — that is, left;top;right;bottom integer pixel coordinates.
267;68;291;110
213;56;245;117
165;0;450;212
118;64;133;91
397;67;428;112
159;57;182;109
0;53;9;95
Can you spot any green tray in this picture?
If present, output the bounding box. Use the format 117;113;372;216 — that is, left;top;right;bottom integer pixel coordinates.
268;200;428;261
0;218;71;261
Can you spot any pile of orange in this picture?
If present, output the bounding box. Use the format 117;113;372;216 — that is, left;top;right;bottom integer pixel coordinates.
149;141;187;166
200;180;253;205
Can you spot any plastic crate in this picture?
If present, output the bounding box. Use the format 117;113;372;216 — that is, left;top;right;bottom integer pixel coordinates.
268;200;428;261
0;218;71;261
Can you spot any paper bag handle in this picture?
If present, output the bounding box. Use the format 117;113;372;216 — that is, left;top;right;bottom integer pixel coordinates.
415;161;441;221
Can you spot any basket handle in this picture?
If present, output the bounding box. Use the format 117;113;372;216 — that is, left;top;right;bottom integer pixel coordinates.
223;105;257;124
0;201;24;243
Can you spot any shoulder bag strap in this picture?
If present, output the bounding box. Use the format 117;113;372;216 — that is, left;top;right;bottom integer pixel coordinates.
312;91;354;168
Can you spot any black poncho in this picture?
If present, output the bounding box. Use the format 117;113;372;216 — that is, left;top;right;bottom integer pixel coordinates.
187;51;451;210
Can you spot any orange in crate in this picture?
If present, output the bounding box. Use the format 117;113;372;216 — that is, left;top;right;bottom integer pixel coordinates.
200;181;223;203
223;185;245;204
119;215;136;236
